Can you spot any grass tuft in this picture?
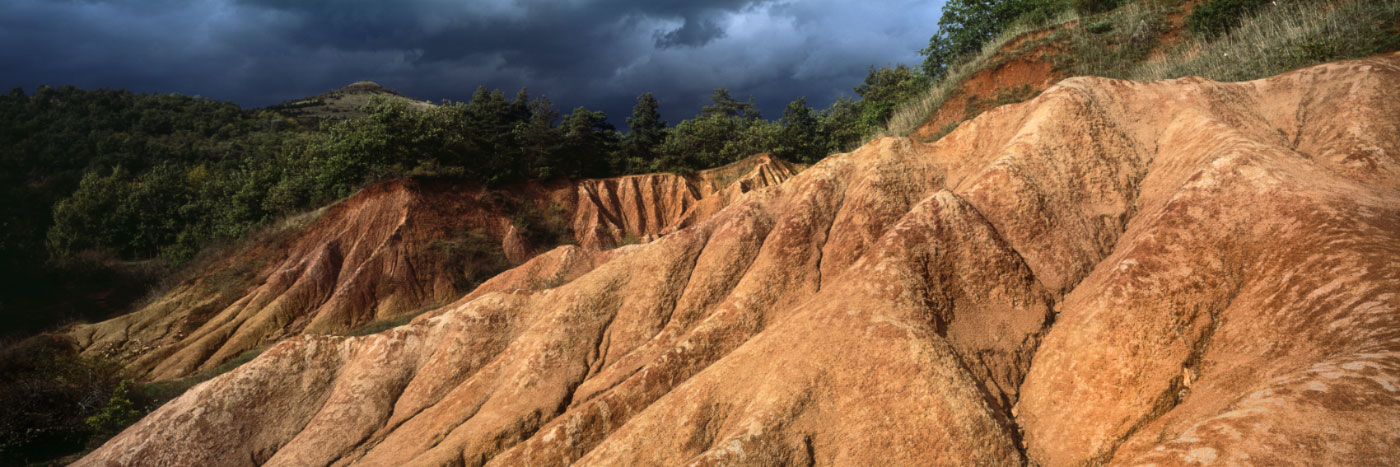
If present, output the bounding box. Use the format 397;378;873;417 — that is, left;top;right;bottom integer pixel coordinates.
883;0;1400;138
1129;0;1400;82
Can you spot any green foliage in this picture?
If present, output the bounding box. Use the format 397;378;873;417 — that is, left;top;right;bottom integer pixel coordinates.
921;0;1069;78
699;88;762;120
854;64;932;129
0;335;126;463
1072;0;1121;15
341;303;444;337
1087;20;1114;34
1139;0;1400;82
657;89;781;172
558;107;621;179
514;97;564;179
620;93;667;173
1050;2;1171;78
422;228;510;292
962;85;1040;120
817;96;869;154
775;97;824;163
0;87;296;336
84;380;142;440
38;87;627;274
1188;0;1271;38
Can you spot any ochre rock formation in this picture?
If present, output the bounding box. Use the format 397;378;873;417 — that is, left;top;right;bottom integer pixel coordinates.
68;155;793;381
79;54;1400;465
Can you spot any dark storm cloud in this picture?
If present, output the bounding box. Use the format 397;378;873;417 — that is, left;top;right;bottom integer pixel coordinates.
0;0;944;128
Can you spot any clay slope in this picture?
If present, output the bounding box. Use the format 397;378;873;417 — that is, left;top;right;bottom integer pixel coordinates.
81;54;1400;466
69;154;794;381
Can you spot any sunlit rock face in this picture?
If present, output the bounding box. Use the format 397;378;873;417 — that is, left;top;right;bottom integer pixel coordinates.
69;155;794;381
80;53;1400;466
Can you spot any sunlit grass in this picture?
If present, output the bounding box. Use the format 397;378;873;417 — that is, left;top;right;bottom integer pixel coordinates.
883;0;1400;138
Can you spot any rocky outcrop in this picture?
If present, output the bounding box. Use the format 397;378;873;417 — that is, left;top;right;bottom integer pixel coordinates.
68;155;794;380
80;54;1400;465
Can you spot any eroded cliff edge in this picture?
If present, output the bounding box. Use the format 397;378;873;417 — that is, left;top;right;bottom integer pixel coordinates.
80;54;1400;465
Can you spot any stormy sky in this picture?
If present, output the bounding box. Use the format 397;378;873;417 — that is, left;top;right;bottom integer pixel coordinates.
0;0;945;128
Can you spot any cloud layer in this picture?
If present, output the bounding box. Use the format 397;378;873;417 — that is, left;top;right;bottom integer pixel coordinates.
0;0;944;127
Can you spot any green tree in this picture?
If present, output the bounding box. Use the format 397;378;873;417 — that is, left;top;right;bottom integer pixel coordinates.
700;88;761;121
558;107;619;179
621;92;667;173
920;0;1067;78
819;96;869;154
776;97;825;163
465;86;524;184
47;168;134;259
854;64;932;129
515;97;563;179
659;88;783;171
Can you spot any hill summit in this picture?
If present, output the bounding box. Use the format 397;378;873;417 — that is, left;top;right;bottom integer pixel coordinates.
266;80;434;123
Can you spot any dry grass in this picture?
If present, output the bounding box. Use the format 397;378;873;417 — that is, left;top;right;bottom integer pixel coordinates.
883;0;1400;138
880;9;1083;138
1127;0;1400;82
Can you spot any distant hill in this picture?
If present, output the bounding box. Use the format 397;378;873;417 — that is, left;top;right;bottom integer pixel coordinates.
265;80;434;123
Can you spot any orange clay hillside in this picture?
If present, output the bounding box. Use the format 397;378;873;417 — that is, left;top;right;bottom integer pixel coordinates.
901;0;1200;141
67;154;795;381
78;53;1400;465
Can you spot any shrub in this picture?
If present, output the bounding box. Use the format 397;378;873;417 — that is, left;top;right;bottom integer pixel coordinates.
135;348;264;408
1188;0;1271;38
84;380;142;441
0;335;126;463
425;227;510;292
921;0;1070;78
340;304;443;337
1135;0;1400;82
1072;0;1121;15
1087;20;1114;34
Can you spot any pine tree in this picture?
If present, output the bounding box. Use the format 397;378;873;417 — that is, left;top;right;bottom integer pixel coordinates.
515;96;561;179
559;107;618;179
621;93;667;173
700;88;761;120
777;97;824;163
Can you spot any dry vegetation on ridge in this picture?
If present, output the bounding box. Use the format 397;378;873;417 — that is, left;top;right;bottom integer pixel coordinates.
884;0;1400;138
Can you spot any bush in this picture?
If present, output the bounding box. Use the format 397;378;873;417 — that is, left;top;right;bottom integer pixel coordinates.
1072;0;1120;15
512;202;574;251
423;227;510;292
135;348;264;410
85;380;142;441
1188;0;1271;38
921;0;1070;78
0;335;126;463
1136;0;1399;82
854;65;932;130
